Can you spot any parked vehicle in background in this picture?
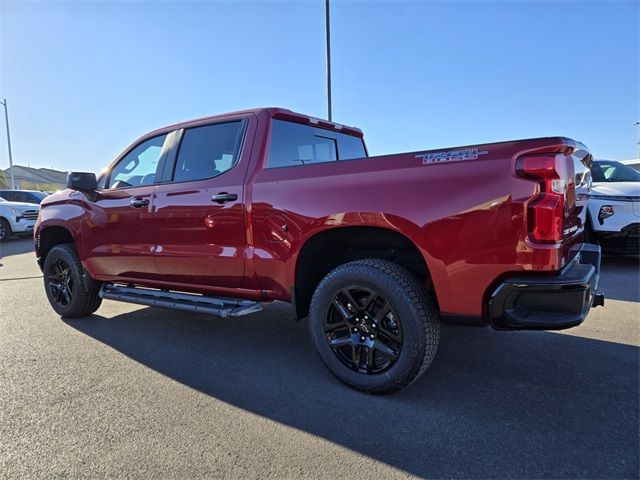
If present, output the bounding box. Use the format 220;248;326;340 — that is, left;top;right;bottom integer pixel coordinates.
620;159;640;172
586;160;640;254
34;108;603;393
0;189;50;204
0;196;40;242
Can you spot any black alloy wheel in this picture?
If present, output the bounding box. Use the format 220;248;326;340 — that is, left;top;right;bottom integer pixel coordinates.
309;259;440;394
47;258;74;307
325;285;402;374
42;243;102;318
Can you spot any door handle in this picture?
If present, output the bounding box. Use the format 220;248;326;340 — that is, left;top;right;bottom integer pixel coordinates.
211;192;238;204
130;198;150;208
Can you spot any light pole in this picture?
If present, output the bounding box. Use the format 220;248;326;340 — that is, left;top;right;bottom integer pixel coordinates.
325;0;332;122
635;121;640;159
0;99;15;190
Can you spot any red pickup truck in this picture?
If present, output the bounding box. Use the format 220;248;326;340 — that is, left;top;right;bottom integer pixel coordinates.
35;107;603;393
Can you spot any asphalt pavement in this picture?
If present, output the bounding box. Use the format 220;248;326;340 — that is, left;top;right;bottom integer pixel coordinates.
1;238;638;479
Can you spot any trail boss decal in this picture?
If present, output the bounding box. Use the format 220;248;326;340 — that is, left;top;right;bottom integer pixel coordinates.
416;148;489;164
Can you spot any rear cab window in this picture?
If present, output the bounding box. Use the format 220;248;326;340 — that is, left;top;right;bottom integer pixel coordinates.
267;119;367;168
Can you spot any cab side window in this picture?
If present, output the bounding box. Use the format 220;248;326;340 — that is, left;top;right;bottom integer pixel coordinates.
107;134;169;189
172;121;244;183
14;192;30;203
0;191;14;201
267;119;367;168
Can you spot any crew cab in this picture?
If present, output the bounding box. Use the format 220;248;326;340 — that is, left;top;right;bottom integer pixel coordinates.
35;108;603;393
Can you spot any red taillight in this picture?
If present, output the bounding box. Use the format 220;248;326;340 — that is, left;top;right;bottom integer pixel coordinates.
516;154;567;244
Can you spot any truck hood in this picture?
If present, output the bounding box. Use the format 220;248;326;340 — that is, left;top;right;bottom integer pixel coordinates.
591;182;640;198
0;201;40;210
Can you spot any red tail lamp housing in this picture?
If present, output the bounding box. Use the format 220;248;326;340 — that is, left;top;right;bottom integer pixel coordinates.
516;154;568;244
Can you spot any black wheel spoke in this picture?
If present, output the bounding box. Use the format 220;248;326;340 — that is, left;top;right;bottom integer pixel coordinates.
324;284;403;375
328;337;352;348
340;288;359;312
331;296;352;320
365;347;375;372
377;325;402;344
350;344;360;367
325;319;350;334
358;345;367;369
361;291;378;312
372;340;398;360
375;302;391;323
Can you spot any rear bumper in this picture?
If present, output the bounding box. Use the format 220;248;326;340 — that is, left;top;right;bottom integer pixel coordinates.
488;243;603;330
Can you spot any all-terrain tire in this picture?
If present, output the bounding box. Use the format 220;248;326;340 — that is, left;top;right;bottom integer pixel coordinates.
309;259;440;394
43;244;102;318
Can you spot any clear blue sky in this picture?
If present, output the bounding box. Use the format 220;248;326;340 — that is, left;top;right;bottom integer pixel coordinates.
1;0;638;173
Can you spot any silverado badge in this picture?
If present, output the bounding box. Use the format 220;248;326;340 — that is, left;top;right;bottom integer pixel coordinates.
416;148;489;164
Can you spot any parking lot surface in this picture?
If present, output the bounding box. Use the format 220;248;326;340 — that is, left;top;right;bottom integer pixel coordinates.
1;238;638;479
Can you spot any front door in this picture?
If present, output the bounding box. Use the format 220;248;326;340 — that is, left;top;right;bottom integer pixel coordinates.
84;132;172;280
153;118;251;289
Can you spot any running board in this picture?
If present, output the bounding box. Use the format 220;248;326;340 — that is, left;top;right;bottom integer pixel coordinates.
99;284;262;318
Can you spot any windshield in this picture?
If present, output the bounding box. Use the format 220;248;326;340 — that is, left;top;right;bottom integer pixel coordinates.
591;161;640;183
31;191;49;202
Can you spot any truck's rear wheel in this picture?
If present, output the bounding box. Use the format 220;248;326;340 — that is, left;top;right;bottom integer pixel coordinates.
309;259;439;394
43;244;102;318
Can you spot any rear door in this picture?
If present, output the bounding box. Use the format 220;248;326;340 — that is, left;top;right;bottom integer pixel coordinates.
84;132;174;280
152;116;253;289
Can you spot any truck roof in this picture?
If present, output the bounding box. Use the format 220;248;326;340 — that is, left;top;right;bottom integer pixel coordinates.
145;107;364;139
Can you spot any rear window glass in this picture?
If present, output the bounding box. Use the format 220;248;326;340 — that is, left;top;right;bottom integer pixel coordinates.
268;120;366;168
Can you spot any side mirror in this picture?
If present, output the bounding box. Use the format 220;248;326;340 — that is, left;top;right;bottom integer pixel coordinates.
67;172;97;192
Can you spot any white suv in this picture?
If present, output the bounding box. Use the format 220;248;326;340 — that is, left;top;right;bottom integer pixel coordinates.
587;160;640;253
0;196;40;242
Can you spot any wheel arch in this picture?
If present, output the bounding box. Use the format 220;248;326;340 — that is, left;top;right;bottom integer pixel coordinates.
38;225;77;266
292;224;437;319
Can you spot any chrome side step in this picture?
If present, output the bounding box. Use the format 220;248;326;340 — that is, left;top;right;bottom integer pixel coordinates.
99;283;262;318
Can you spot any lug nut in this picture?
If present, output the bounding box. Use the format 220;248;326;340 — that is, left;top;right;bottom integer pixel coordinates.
371;323;377;328
352;328;358;333
360;336;366;342
354;318;360;323
369;334;375;340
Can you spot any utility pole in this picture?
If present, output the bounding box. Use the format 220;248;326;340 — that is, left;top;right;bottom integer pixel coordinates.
635;121;640;159
0;99;15;190
325;0;332;122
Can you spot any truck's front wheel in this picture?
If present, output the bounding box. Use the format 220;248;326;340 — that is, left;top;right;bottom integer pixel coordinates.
43;244;102;318
308;259;439;394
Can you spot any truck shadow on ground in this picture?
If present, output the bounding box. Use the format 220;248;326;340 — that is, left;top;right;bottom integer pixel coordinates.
66;301;639;479
0;238;34;262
